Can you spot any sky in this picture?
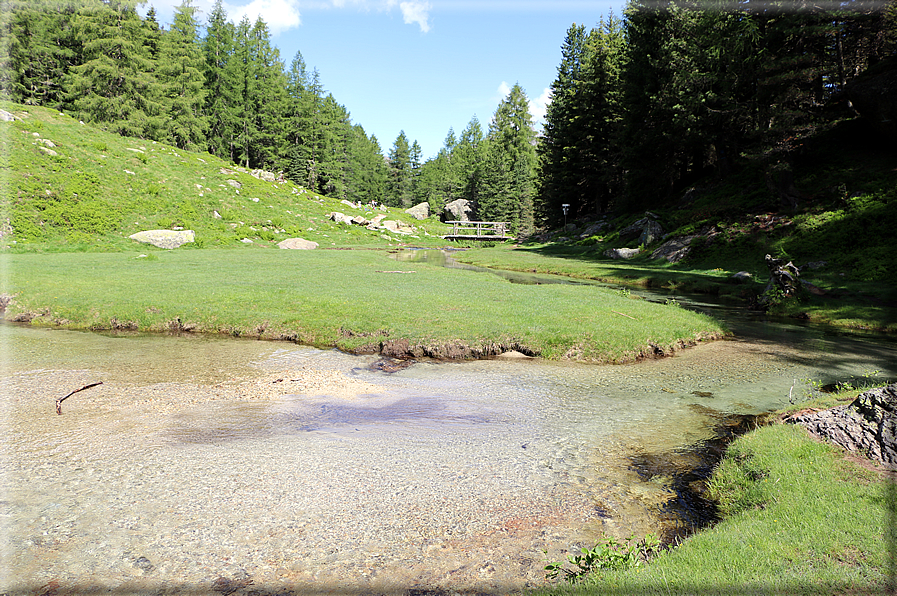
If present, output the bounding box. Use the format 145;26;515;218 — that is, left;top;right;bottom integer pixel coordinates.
140;0;624;160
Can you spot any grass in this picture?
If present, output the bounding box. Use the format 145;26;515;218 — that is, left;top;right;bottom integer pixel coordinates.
1;249;726;362
0;101;452;252
536;422;893;595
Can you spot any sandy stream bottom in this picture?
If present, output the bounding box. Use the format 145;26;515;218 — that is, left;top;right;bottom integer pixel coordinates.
5;322;883;596
1;363;635;596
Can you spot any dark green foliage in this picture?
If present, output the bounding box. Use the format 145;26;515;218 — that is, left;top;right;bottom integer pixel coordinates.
64;3;166;138
157;1;208;151
478;83;537;234
386;130;413;207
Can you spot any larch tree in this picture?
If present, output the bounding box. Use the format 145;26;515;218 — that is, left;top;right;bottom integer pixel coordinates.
157;0;208;151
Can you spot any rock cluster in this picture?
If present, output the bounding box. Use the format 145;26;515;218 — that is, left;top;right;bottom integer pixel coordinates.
789;383;897;469
327;212;415;235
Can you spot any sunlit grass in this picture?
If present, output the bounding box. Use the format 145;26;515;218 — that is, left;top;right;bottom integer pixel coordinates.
538;423;891;595
3;249;726;362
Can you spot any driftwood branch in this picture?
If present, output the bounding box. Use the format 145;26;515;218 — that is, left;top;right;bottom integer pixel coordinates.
56;382;103;415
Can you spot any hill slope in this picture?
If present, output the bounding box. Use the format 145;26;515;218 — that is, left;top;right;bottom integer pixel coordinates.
1;102;450;252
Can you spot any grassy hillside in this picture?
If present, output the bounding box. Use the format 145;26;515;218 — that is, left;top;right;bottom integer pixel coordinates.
0;102;451;251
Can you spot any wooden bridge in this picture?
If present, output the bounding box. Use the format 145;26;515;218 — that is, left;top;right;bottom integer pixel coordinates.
443;221;513;241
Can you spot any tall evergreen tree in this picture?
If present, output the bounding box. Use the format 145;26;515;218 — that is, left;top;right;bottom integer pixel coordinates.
201;0;239;161
64;2;165;138
480;84;537;233
386;131;413;207
536;23;588;224
157;0;207;150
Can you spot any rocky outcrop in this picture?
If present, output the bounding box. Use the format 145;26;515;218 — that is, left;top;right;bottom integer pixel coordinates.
619;215;664;246
442;199;476;222
129;230;195;249
651;236;695;263
277;238;318;250
788;383;897;469
604;247;640;260
405;202;430;220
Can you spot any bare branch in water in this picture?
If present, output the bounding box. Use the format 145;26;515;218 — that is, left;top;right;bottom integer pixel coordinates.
56;382;103;415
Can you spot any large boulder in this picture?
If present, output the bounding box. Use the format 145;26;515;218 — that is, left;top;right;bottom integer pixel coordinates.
604;247;640;260
788;383;897;469
651;235;695;263
328;212;354;225
442;199;476;222
129;230;195;249
619;216;664;246
405;202;430;220
277;238;318;250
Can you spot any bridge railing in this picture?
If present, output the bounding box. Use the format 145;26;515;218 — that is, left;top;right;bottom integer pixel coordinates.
444;221;511;239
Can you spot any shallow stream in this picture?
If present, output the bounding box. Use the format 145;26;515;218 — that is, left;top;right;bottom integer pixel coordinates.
2;272;896;594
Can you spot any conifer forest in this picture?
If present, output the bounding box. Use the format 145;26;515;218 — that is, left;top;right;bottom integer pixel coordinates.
4;0;896;235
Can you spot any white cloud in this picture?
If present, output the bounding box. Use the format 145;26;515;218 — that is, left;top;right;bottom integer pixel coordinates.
386;0;431;32
496;81;511;100
223;0;302;34
529;87;552;126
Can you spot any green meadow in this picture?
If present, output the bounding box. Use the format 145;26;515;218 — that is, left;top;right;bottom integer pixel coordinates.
2;249;724;362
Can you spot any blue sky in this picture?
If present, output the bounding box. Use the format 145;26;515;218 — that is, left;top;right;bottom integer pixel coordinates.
142;0;623;160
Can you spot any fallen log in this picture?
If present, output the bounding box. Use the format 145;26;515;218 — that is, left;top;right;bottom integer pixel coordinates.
56;382;103;415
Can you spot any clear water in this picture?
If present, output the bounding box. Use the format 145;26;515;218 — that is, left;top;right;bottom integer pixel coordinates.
2;307;895;594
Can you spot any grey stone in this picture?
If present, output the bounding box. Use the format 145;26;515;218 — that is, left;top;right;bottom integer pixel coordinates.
732;271;753;282
651;236;695;263
639;220;664;245
351;216;369;226
328;212;354;225
0;109;18;122
405;202;430;220
277;238;318;250
382;220;413;234
620;217;664;245
129;230;195;249
789;383;897;469
604;247;640;260
251;168;276;182
442;199;476;222
579;222;609;238
227;179;242;189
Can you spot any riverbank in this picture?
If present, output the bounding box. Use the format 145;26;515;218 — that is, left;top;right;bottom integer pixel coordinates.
537;388;894;596
0;249;725;364
453;243;897;334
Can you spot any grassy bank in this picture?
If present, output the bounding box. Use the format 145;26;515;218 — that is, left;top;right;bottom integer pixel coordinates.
0;249;725;362
454;243;897;333
537;409;893;595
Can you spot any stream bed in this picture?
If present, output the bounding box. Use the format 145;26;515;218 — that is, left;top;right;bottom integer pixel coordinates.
2;304;896;594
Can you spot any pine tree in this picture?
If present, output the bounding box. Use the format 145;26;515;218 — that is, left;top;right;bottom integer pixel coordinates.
480;83;537;233
386;131;413;207
536;23;587;225
157;0;208;150
8;5;79;107
64;2;165;138
456;116;485;209
202;0;239;161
